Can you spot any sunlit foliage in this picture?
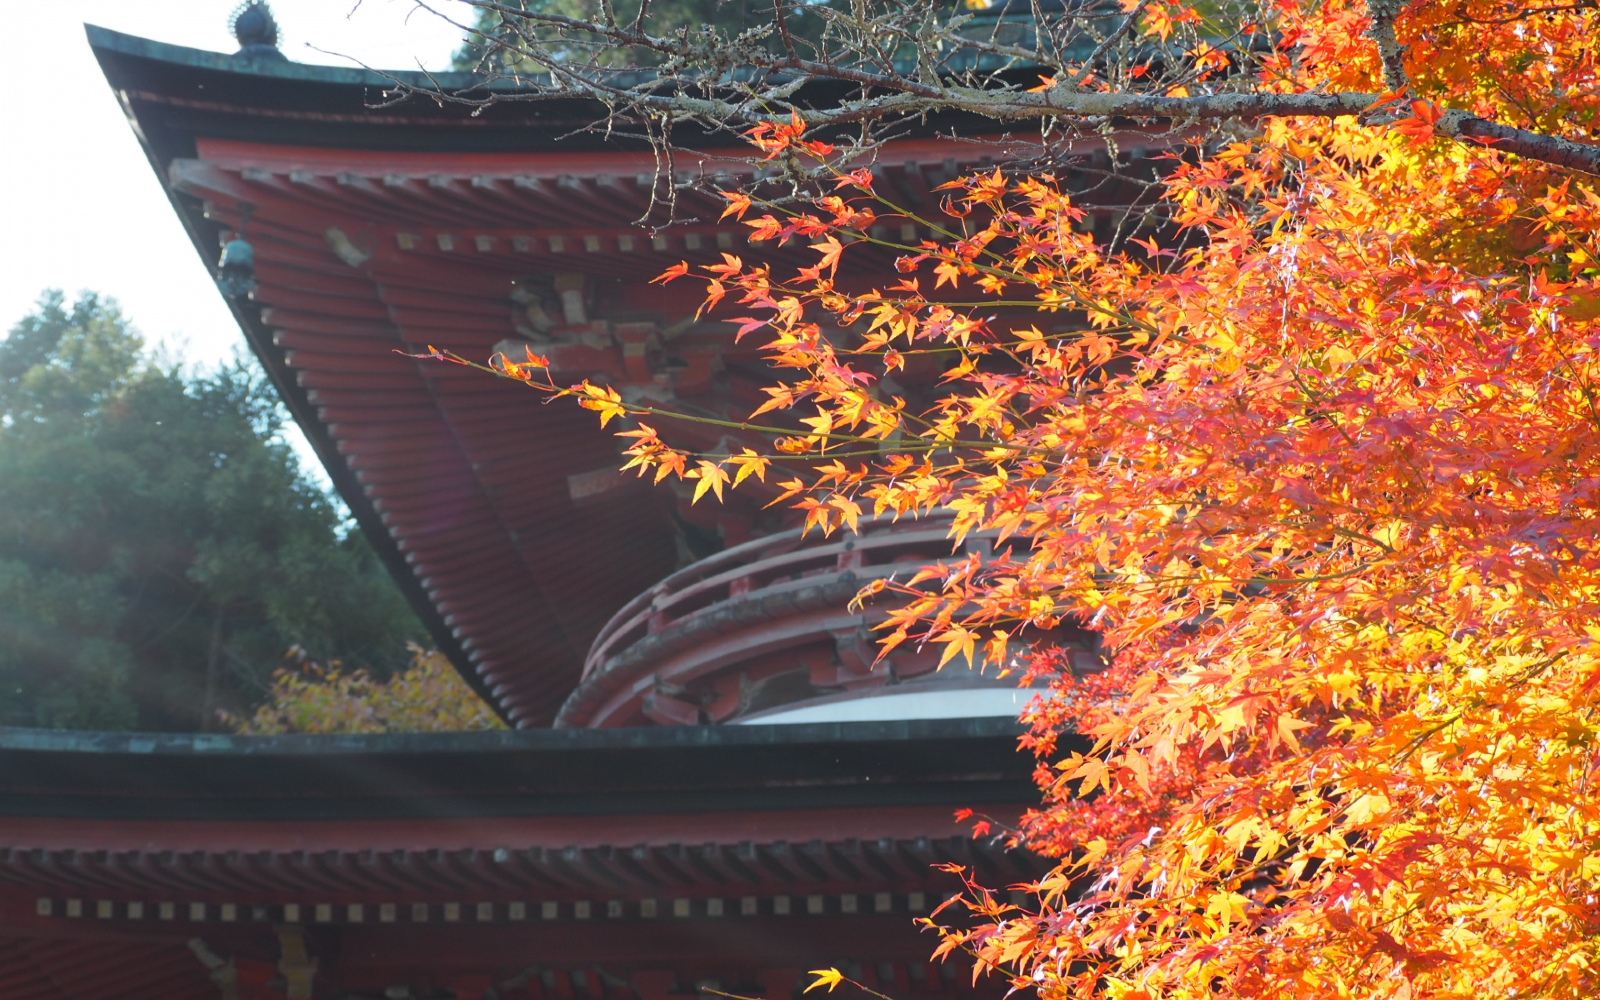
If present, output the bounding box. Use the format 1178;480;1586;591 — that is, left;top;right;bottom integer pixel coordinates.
231;644;505;735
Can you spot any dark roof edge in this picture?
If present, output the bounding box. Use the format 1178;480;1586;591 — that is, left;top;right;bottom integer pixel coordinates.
83;24;680;99
85;23;511;724
0;719;1042;821
0;717;1024;757
84;23;489;91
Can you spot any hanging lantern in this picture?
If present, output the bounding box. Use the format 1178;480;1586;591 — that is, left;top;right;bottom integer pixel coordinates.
216;238;258;298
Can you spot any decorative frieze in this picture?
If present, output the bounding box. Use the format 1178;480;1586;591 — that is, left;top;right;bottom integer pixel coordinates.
31;892;933;925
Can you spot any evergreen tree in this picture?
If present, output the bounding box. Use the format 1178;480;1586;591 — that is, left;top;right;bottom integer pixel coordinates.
0;291;429;731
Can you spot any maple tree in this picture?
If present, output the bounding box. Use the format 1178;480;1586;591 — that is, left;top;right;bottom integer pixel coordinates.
412;0;1600;995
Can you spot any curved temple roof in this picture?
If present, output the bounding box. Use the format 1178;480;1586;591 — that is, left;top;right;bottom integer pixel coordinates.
89;28;943;726
88;24;709;726
87;25;1137;728
35;27;1098;1000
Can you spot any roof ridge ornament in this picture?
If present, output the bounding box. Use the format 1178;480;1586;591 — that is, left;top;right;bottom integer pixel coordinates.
229;1;287;61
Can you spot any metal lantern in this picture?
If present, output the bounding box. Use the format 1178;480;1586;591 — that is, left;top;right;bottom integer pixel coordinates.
216;238;258;298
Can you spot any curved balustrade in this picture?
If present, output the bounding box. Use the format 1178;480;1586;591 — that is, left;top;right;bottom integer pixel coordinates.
554;512;1097;728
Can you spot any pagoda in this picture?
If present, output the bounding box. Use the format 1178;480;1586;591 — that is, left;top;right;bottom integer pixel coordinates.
0;7;1130;998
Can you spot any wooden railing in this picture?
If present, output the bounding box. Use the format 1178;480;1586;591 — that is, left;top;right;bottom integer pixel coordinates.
581;510;978;682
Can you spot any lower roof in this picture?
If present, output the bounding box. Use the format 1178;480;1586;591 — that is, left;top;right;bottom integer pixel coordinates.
0;718;1045;822
0;719;1057;906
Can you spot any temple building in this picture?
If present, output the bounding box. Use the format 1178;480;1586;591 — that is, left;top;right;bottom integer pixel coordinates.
0;9;1122;998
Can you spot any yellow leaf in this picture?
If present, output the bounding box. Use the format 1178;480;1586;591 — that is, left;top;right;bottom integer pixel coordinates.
729;448;771;486
690;460;730;504
828;495;863;532
805;969;845;993
1345;793;1391;826
936;627;976;668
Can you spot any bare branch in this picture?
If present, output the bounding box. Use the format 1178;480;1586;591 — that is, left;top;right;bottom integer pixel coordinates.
1068;0;1154;91
388;0;1600;177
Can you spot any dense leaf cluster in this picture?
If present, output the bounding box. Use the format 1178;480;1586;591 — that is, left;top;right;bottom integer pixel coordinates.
230;645;506;734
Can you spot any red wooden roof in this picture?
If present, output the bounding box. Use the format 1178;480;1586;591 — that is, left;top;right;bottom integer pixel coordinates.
174;137;1000;727
91;27;1150;726
0;722;1050;1000
92;26;1078;726
0;938;219;1000
0;916;1000;1000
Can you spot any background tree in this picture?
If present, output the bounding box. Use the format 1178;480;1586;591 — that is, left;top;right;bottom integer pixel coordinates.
0;291;429;731
430;0;1600;994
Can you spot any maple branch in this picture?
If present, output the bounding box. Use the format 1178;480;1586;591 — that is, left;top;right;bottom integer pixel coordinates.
1446;0;1598;24
1434;109;1600;173
1364;0;1413;94
1068;0;1156;91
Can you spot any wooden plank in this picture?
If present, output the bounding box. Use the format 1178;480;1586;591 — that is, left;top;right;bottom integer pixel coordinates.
256;286;393;320
295;369;421;390
273;331;398;355
264;310;398;337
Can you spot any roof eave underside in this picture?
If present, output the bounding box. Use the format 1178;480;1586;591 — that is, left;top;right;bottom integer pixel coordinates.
83;26;1066;726
87;25;527;721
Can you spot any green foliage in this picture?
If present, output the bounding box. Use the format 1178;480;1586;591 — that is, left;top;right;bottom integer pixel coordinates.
230;645;505;734
0;291;428;731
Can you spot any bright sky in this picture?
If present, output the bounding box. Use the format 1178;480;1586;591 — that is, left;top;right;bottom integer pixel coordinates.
0;1;475;478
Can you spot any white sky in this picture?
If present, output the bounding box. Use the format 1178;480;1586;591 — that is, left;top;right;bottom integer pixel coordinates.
0;1;476;479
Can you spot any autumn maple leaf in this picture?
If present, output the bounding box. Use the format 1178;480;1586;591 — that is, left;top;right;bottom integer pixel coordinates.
651;260;691;284
804;969;844;994
719;190;753;221
1393;100;1443;145
811;236;845;276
